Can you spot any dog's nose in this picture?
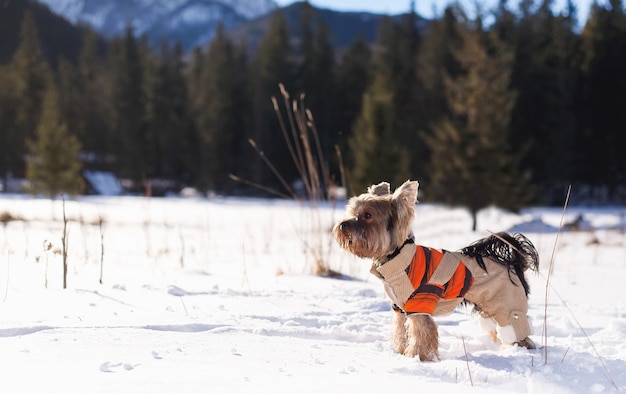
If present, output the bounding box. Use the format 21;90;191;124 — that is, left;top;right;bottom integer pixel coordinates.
340;221;351;234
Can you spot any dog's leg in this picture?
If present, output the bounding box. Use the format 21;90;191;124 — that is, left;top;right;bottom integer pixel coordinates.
478;315;499;343
515;337;537;349
391;311;408;354
478;310;535;350
404;314;440;361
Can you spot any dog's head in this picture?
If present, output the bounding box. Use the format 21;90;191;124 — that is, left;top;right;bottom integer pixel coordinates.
332;180;418;260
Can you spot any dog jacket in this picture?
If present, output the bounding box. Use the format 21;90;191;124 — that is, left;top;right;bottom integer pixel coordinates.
370;240;533;343
371;241;473;315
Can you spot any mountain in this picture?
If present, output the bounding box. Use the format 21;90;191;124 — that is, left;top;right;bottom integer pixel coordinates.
28;0;424;55
229;2;377;53
35;0;278;50
227;2;427;54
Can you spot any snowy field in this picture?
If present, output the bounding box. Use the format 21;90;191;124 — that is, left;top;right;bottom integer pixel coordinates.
0;194;625;393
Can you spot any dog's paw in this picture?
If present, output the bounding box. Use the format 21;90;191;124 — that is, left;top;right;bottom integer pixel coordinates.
402;341;440;361
402;347;439;362
515;337;537;349
392;341;407;355
420;351;440;362
403;314;440;361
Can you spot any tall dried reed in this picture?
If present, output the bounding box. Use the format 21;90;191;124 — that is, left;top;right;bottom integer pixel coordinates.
231;84;343;276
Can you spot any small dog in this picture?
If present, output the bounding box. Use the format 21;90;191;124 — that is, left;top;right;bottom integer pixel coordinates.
333;180;539;361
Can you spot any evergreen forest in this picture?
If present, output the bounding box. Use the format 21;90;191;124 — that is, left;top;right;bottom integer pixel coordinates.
1;0;626;214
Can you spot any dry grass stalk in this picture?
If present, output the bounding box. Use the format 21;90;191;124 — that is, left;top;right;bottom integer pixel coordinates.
539;271;618;390
462;335;474;386
541;184;618;390
2;252;9;302
231;84;341;276
543;185;571;358
61;195;69;289
178;225;185;268
98;216;105;284
335;145;347;196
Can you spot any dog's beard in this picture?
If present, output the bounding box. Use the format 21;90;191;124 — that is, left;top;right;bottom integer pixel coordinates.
332;222;393;259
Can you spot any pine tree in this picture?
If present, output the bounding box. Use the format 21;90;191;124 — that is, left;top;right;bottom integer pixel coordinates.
26;82;84;197
424;21;532;230
250;10;295;190
77;27;112;168
140;37;161;185
335;36;371;138
8;11;51;179
500;0;582;195
57;57;82;152
546;4;582;190
146;41;193;188
347;74;411;195
191;24;248;191
416;6;466;190
186;47;206;187
335;35;372;175
580;0;626;192
296;3;336;155
0;65;17;190
418;6;464;124
108;25;147;185
374;10;428;179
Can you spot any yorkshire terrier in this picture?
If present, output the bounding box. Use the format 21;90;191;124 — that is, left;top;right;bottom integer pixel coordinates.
333;180;539;361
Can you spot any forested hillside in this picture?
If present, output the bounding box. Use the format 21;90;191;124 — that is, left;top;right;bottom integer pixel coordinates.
0;0;100;64
1;0;625;207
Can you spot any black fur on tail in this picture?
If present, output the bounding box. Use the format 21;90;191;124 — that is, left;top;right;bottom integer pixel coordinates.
461;232;539;297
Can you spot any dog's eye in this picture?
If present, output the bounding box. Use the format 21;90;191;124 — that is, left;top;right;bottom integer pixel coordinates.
363;212;372;220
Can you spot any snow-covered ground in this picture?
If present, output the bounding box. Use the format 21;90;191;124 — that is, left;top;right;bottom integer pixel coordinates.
0;194;624;393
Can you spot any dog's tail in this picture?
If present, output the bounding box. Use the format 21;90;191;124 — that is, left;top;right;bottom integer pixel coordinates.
461;232;539;297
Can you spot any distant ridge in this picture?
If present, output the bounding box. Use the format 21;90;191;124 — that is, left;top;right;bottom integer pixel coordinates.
35;0;279;51
30;0;425;53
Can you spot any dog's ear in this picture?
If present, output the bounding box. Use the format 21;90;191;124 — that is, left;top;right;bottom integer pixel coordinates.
392;180;419;206
368;182;391;196
391;181;419;240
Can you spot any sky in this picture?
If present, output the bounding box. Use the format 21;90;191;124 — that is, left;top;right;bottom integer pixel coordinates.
274;0;598;26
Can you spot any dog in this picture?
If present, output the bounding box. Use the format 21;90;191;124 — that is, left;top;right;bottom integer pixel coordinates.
332;180;539;361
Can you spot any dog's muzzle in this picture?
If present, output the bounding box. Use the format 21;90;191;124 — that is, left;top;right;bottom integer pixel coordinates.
339;220;352;235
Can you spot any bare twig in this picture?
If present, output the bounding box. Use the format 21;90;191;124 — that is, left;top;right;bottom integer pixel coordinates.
247;139;297;199
543;185;571;360
272;93;305;180
231;85;342;276
241;243;252;295
561;347;570;363
178;225;185;268
335;144;347;198
539;271;618;390
3;253;9;302
462;335;473;386
179;296;189;316
228;174;291;199
486;230;521;253
539;185;616;389
98;216;104;284
61;194;69;289
280;83;307;179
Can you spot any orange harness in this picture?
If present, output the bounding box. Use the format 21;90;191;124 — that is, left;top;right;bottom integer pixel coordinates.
373;243;474;315
400;245;474;314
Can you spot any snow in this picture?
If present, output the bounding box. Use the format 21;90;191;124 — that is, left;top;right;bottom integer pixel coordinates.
83;170;123;196
38;0;85;23
222;0;279;19
0;194;625;393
